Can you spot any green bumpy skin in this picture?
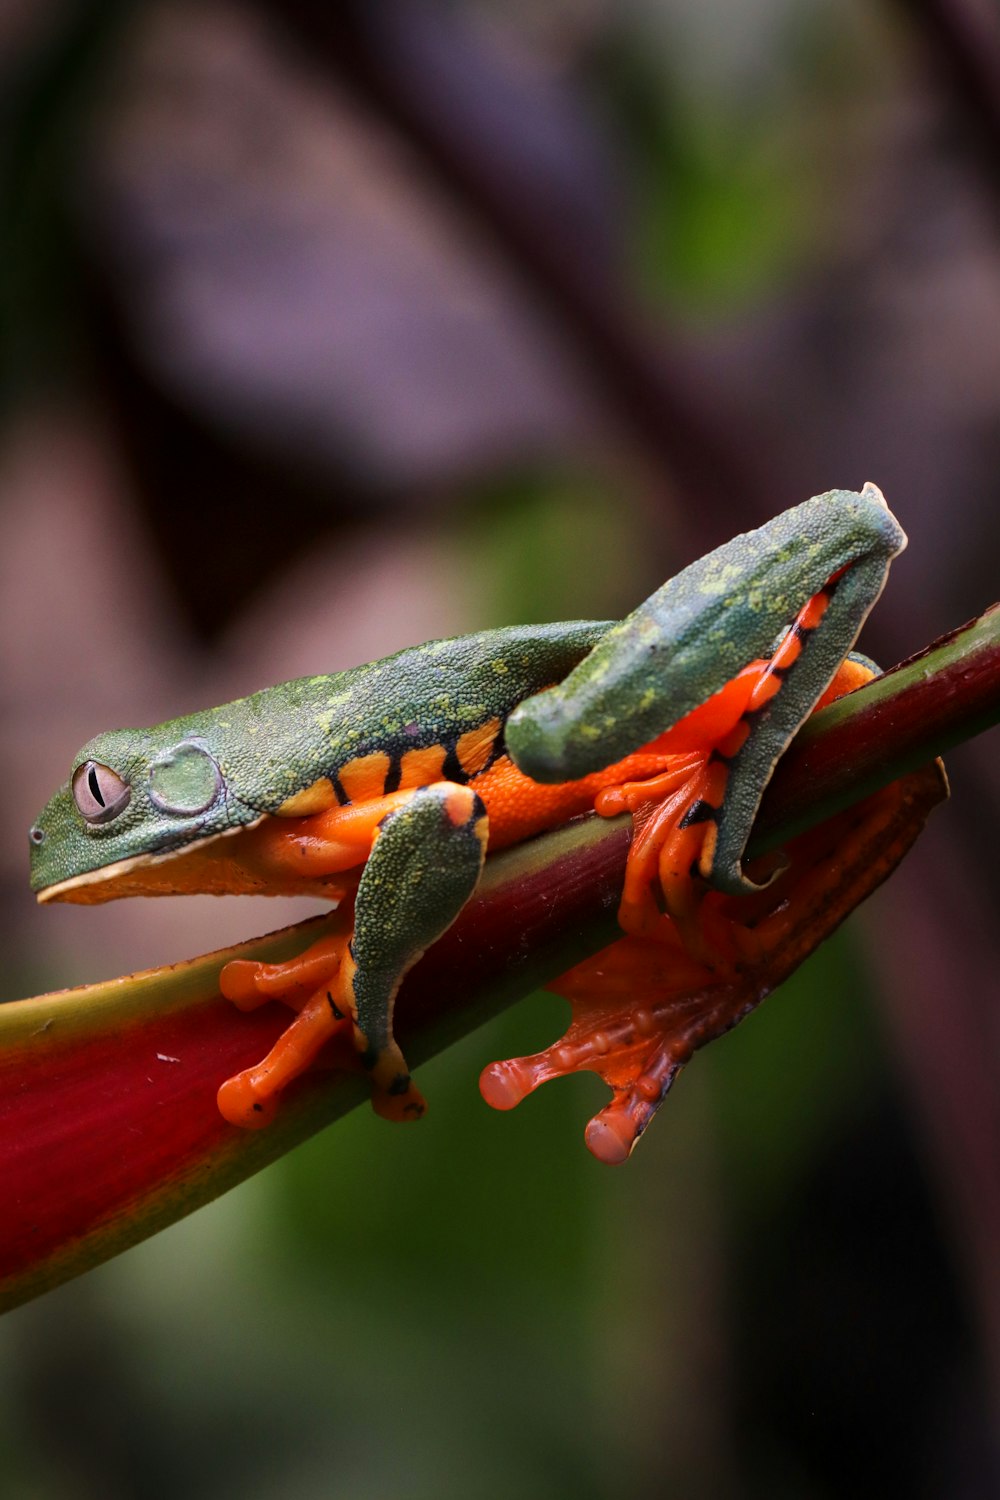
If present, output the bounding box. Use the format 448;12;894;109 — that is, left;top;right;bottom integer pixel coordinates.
28;624;606;892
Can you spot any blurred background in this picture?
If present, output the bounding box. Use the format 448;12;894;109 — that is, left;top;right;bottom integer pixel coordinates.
2;1;999;1495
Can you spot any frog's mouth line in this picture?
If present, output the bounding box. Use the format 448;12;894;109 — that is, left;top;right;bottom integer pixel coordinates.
32;815;332;906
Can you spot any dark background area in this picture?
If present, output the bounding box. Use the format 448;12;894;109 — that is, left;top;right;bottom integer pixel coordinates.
1;2;998;1495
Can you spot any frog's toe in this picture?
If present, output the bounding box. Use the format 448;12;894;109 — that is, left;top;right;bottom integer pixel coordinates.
371;1074;427;1123
479;1056;538;1111
218;984;355;1130
220;934;347;1013
582;1048;682;1164
217;1071;281;1130
481;1012;686;1166
583;1112;637;1166
367;1046;427;1122
219;959;276;1011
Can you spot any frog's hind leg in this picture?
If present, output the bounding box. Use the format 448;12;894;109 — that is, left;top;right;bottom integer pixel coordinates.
218;784;488;1128
595;591;879;964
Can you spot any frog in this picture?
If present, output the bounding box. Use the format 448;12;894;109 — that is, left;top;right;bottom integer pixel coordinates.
28;484;906;1158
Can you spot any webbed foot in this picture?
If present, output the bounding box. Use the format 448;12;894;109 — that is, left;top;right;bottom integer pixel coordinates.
482;771;945;1161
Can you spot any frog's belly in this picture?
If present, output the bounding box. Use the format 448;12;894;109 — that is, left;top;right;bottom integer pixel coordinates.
471;750;677;852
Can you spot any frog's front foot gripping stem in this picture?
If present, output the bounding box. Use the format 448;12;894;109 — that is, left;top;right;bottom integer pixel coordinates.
218;784;488;1128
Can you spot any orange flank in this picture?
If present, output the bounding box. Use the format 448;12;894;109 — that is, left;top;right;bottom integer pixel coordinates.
338;751;393;804
456;717;502;777
398;744;447;788
815;654;873;707
470;747;680;851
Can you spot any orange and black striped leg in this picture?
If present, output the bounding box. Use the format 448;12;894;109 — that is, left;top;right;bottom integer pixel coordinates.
594;583;862;969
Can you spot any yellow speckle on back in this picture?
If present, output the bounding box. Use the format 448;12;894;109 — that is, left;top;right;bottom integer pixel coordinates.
697;559;742;597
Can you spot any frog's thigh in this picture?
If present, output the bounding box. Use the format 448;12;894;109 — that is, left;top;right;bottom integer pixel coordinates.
344;782;488;1116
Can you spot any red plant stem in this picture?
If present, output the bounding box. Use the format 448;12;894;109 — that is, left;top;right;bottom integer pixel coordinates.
753;606;1000;848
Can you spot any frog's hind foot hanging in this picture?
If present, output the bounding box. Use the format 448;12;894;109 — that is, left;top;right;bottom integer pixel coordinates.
217;783;488;1128
482;768;946;1163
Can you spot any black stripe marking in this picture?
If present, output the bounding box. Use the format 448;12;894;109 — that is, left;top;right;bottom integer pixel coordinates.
483;725;507;772
679;798;720;829
383;755;402;795
441;738;469;785
331;769;349;805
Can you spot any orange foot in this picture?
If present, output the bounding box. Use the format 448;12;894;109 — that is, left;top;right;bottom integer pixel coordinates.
481;767;946;1163
481;914;717;1163
216;933;358;1128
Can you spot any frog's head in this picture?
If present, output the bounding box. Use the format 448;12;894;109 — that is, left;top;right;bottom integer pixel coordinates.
29;727;261;904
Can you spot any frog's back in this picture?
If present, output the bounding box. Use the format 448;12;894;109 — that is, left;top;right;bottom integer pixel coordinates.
219;622;612;813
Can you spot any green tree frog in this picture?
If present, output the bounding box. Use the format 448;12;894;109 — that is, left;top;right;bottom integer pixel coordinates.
28;485;907;1160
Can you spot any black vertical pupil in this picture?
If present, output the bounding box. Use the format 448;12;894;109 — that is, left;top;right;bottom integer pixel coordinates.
88;765;106;807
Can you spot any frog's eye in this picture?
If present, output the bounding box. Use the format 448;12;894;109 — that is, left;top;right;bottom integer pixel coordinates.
72;761;132;824
148;741;221;815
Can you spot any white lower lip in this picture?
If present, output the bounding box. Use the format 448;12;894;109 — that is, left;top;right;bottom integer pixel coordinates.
36;817;267;904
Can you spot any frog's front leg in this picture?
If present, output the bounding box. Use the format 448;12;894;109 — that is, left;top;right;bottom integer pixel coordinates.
217;784;488;1128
